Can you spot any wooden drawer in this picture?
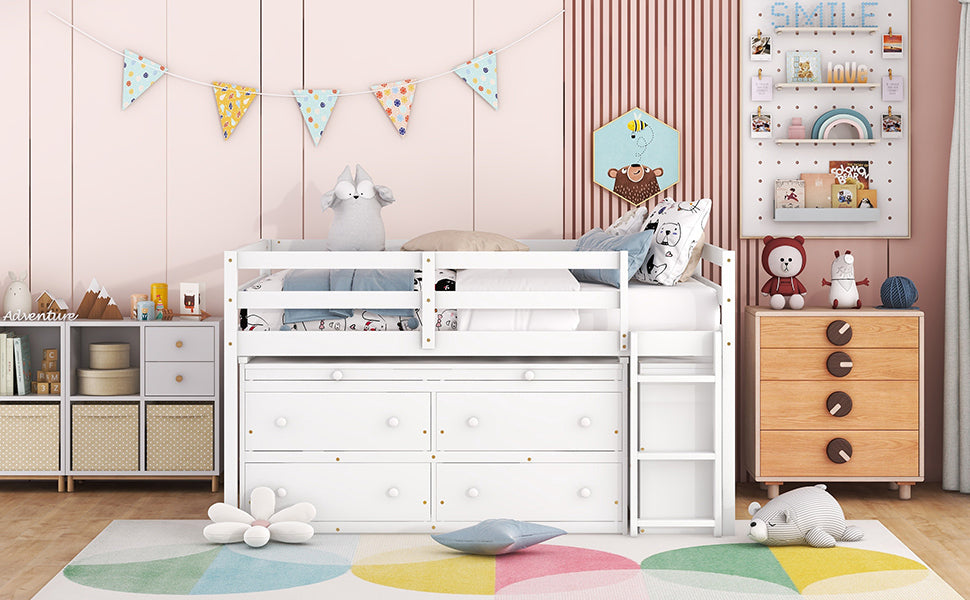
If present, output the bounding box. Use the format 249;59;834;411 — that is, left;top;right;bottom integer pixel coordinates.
145;362;215;396
760;430;920;478
436;463;621;522
759;316;919;349
245;392;430;451
760;349;918;381
246;463;430;522
760;381;920;430
436;392;621;451
145;327;215;362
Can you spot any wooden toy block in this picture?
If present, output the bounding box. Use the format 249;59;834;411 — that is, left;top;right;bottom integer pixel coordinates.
44;348;58;362
36;382;50;395
42;360;57;371
50;382;61;394
31;381;37;393
36;371;47;383
46;371;61;383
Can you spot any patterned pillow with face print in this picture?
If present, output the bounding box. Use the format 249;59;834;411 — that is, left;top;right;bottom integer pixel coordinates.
636;197;712;286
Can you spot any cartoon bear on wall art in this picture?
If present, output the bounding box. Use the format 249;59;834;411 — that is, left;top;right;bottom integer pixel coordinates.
760;235;808;310
321;164;395;251
608;164;664;206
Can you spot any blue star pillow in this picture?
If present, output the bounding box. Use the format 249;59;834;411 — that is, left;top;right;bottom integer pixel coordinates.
431;519;566;555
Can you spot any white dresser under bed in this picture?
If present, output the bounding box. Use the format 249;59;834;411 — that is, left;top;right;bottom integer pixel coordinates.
224;239;736;536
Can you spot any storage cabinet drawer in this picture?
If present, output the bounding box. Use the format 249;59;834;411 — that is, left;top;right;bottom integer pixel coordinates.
243;362;623;383
760;430;919;478
145;327;215;362
0;403;60;471
246;463;431;522
145;362;215;396
436;393;621;451
760;349;918;381
759;317;919;349
246;392;430;451
436;463;621;522
146;403;214;471
760;381;919;430
71;403;139;471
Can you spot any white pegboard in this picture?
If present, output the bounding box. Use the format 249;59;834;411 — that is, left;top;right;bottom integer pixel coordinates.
740;0;911;238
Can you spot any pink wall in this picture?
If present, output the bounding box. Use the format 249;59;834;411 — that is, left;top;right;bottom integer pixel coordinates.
1;1;962;480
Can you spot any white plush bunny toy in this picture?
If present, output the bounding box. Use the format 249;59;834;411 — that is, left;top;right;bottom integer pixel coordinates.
321;164;396;251
3;271;31;315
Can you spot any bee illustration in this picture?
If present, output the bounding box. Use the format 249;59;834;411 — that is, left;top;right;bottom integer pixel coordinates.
627;119;649;137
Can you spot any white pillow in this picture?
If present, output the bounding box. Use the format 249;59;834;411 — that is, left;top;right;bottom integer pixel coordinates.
604;206;650;236
636;198;712;285
239;270;288;331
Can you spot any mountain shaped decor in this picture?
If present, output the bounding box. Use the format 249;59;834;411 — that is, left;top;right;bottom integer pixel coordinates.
75;279;123;320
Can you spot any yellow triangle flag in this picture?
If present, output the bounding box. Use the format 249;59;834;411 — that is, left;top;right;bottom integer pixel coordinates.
212;82;258;139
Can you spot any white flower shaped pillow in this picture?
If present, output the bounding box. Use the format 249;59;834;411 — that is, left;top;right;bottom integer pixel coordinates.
203;487;316;548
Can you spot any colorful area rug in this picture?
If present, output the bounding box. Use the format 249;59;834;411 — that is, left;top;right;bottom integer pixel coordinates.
33;520;962;599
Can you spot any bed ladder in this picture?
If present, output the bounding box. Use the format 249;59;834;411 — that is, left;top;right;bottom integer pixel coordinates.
628;329;728;536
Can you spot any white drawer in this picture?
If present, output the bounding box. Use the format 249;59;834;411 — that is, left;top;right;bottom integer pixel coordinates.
436;463;622;522
245;392;430;451
436;393;621;451
245;463;431;522
244;361;623;383
145;362;214;396
145;327;215;362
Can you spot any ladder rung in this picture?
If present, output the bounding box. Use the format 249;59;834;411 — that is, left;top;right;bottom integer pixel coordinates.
637;375;716;383
636;518;717;529
637;451;716;461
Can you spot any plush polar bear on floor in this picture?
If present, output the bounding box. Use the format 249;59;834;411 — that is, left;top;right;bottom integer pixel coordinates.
747;484;864;548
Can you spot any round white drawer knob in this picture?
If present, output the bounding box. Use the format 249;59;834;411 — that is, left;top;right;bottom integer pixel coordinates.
466;416;480;428
331;370;344;381
466;487;480;498
579;417;592;428
387;487;400;498
276;488;287;498
386;416;400;428
523;370;536;381
275;417;287;428
578;487;592;498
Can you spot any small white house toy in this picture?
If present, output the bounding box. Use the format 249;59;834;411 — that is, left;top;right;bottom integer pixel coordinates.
822;250;870;309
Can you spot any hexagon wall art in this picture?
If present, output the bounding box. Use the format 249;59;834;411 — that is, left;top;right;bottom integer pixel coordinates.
593;108;680;206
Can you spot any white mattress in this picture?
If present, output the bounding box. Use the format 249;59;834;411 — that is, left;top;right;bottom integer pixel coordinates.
577;279;720;331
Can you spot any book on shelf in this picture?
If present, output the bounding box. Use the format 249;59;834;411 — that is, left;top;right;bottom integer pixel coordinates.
0;331;6;396
12;335;32;396
4;335;13;396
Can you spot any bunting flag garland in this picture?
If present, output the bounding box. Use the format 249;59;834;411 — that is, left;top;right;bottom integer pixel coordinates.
212;82;258;139
371;80;416;136
293;88;339;145
455;50;499;109
122;49;166;109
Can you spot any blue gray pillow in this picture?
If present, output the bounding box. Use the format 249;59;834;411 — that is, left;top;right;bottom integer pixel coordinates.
431;519;566;555
571;228;655;287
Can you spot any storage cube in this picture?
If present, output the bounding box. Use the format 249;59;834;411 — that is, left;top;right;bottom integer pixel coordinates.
0;403;59;471
146;403;213;471
71;403;138;471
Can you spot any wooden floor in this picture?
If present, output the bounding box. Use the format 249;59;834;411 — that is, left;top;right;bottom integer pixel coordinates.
1;479;967;599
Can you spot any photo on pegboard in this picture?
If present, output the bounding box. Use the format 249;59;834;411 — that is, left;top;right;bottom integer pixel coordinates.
750;33;772;61
751;111;772;138
883;33;904;59
882;111;903;139
786;50;821;83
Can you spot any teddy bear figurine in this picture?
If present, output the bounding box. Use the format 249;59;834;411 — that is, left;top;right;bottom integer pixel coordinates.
321;164;395;251
760;235;808;310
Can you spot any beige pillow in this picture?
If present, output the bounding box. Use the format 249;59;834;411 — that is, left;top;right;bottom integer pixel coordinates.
678;230;707;282
401;230;529;252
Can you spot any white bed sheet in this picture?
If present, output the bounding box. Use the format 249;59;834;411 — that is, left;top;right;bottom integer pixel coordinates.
457;268;581;331
577;278;720;331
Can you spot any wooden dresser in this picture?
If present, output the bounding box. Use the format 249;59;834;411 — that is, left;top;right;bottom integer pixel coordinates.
743;307;923;500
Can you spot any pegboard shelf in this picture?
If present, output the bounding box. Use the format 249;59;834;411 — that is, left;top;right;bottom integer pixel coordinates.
775;83;879;90
774;208;881;222
775;139;881;145
775;27;879;34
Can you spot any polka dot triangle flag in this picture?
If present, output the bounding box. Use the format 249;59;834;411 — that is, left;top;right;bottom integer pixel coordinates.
212;82;258;139
293;88;339;145
455;50;499;109
121;49;166;110
371;80;416;136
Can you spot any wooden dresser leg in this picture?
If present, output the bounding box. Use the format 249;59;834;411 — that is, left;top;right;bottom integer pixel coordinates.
897;483;912;500
211;476;220;493
66;476;75;493
57;476;65;493
766;482;782;499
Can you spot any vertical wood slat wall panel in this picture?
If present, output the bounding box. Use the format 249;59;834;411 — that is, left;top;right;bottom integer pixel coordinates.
30;0;75;305
565;0;740;259
0;2;31;286
73;0;167;309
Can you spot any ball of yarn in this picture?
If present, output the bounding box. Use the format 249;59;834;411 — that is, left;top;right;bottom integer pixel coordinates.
880;276;918;308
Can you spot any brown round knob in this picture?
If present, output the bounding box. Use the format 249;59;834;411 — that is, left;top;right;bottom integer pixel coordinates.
175;375;184;383
826;438;853;463
826;391;853;417
175;340;184;348
826;320;852;346
826;351;853;377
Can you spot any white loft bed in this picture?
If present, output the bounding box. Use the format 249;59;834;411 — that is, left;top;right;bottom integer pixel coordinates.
223;239;735;536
